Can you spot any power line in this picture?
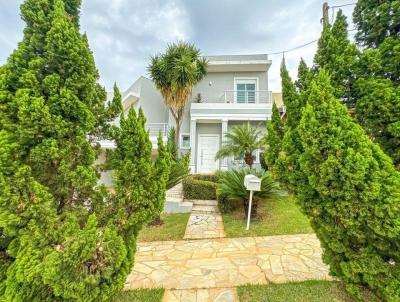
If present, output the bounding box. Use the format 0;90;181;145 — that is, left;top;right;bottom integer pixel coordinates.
268;39;318;56
330;3;356;8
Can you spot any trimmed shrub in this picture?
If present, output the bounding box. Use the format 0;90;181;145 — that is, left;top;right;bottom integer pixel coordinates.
182;174;218;200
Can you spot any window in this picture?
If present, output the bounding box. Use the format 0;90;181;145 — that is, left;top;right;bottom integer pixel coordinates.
180;134;190;149
235;78;257;104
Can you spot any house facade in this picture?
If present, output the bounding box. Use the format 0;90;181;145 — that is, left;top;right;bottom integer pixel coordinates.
98;54;274;186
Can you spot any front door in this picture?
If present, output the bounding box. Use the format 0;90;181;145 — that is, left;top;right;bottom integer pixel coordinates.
197;135;220;173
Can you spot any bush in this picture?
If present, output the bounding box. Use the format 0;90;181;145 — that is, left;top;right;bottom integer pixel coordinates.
182;174;218;200
295;71;400;301
217;168;284;217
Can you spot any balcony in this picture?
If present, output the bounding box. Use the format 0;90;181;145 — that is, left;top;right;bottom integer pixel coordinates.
221;90;272;104
147;123;170;137
97;123;169;149
190;90;273;121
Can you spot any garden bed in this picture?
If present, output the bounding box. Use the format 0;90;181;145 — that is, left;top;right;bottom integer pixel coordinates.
222;195;313;237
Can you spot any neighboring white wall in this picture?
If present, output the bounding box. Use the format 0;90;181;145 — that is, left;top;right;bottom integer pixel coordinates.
137;77;169;124
95;149;113;188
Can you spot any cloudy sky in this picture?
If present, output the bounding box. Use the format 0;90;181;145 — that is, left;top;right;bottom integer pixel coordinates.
0;0;355;92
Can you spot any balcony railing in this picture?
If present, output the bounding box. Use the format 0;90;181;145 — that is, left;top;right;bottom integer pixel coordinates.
147;123;169;137
221;90;272;104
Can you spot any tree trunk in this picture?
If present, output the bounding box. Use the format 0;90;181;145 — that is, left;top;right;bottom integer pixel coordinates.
243;198;258;219
244;152;254;168
170;106;184;148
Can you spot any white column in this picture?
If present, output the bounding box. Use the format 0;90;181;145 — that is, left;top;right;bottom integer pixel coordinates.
190;119;197;173
221;119;228;170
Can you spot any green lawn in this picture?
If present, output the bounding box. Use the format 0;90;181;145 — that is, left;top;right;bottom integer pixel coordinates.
138;213;190;242
237;281;355;302
222;196;313;237
113;289;164;302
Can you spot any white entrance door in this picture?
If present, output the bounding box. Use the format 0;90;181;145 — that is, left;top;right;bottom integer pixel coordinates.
197;135;220;173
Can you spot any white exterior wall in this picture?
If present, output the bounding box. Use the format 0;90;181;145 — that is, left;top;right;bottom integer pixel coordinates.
99;54;273;183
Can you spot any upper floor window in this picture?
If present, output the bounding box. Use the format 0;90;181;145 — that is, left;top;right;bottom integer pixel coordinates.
234;78;258;104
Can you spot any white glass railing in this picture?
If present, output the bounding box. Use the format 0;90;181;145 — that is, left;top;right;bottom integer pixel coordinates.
147;123;169;137
222;90;272;104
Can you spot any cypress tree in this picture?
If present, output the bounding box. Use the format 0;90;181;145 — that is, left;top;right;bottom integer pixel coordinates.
264;103;283;170
0;1;169;300
295;58;312;93
352;1;400;168
313;10;358;107
353;0;400;49
297;70;400;301
274;61;307;192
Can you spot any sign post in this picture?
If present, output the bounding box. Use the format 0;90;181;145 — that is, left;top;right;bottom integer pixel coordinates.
244;175;261;231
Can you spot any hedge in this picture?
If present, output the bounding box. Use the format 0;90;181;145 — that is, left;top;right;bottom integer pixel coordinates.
182;174;218;200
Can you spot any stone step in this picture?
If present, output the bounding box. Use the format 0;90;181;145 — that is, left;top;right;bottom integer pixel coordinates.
191;204;219;214
166;197;184;203
190;199;218;206
163;200;193;214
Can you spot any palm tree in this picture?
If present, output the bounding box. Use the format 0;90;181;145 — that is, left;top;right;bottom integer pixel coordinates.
218;168;285;218
215;122;262;168
148;41;208;144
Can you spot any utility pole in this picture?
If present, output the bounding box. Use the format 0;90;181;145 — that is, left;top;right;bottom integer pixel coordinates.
322;2;330;27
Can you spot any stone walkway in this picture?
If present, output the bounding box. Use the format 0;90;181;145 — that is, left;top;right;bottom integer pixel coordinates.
184;200;225;240
125;234;330;294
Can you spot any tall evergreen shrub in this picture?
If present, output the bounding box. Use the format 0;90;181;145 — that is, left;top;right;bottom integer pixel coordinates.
0;1;170;300
297;70;400;301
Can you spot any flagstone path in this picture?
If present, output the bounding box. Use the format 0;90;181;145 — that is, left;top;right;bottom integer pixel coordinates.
183;200;225;239
125;234;331;300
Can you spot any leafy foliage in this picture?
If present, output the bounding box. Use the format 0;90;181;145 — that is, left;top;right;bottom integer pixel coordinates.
215;122;263;168
313;10;358;107
352;2;400;168
353;0;400;48
264;102;284;170
148;41;208;143
217;168;284;217
166;128;190;189
0;1;169;300
182;175;218;200
296;70;400;301
274;62;306;192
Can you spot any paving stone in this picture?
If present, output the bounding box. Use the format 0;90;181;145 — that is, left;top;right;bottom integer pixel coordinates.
125;234;331;292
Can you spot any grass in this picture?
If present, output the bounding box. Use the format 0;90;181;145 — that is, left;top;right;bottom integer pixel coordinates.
113;288;164;302
138;213;190;242
222;195;313;237
237;280;355;302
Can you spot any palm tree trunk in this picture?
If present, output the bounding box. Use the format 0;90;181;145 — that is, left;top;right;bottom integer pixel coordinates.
244;152;254;168
170;106;184;147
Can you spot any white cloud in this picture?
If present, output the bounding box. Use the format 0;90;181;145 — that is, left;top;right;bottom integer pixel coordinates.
0;0;356;92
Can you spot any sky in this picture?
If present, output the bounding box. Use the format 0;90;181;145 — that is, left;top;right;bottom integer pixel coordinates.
0;0;356;92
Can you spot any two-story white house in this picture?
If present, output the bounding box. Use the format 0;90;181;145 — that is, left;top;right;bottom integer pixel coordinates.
98;54;273;187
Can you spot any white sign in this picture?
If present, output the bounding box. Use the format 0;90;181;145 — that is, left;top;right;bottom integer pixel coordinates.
244;174;261;230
